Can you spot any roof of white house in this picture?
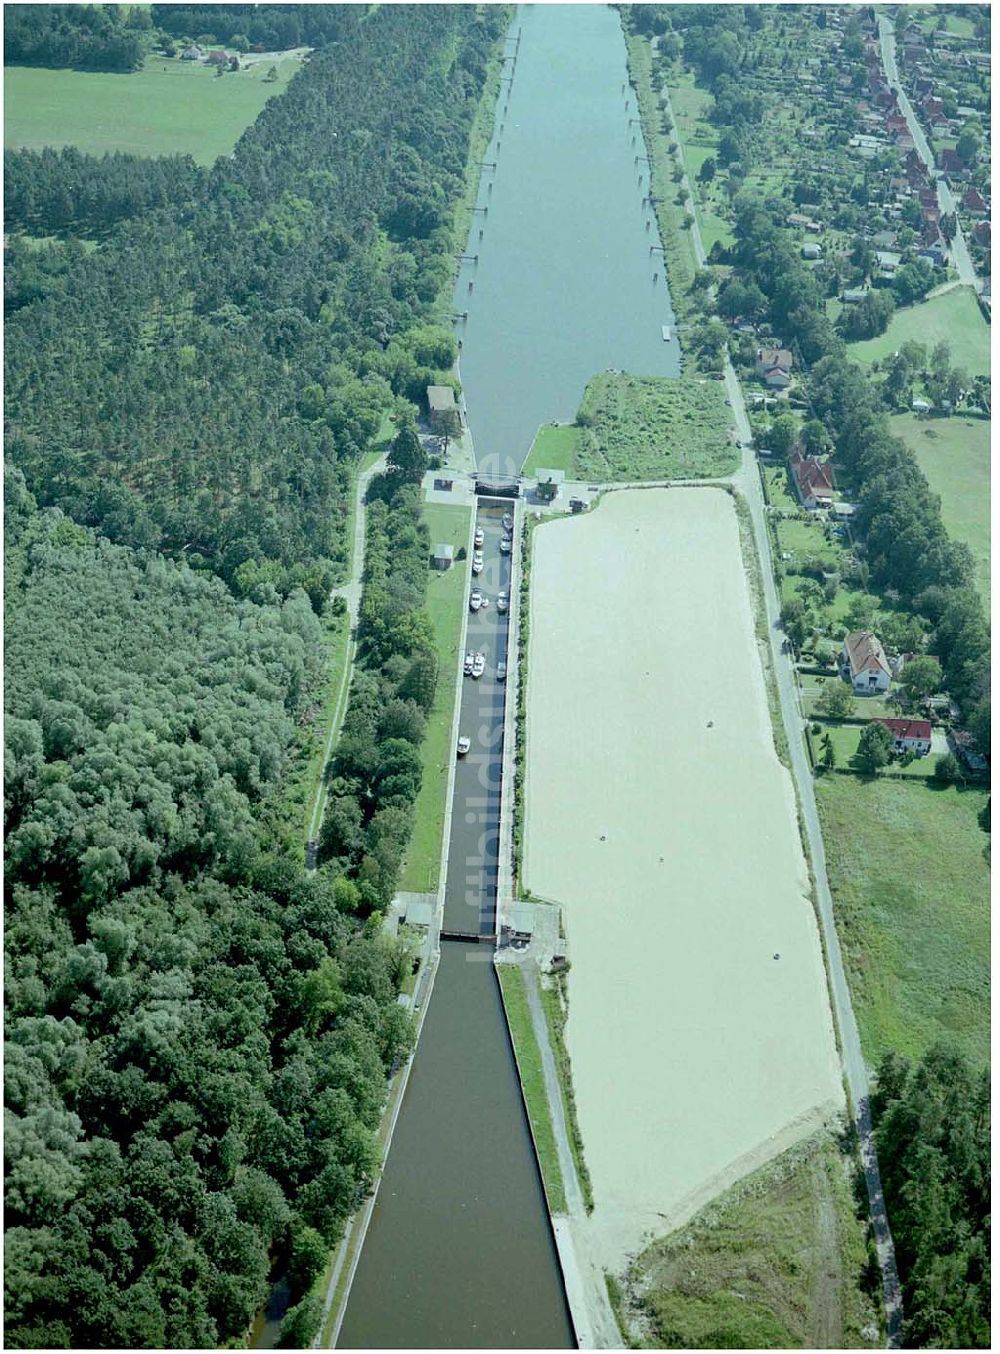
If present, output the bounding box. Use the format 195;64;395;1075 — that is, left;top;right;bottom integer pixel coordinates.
843;630;891;679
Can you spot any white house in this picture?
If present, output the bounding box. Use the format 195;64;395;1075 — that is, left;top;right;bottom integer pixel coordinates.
877;718;932;756
841;630;892;694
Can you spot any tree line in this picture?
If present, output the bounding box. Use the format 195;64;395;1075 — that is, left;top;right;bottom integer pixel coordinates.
4;147;206;239
317;432;437;910
873;1045;990;1348
5;4;148;72
5;4;507;608
152;4;346;53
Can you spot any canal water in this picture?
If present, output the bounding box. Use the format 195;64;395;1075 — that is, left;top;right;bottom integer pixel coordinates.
457;2;680;479
339;5;679;1347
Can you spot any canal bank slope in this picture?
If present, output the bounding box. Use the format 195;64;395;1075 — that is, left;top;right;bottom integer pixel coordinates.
523;487;844;1272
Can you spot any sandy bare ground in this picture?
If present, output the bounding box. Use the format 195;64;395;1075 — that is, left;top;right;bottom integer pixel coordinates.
523;487;843;1271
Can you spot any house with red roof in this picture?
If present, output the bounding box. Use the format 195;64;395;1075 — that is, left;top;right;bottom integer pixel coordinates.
877;718;932;756
939;148;969;178
963;187;989;216
841;631;892;694
789;450;834;511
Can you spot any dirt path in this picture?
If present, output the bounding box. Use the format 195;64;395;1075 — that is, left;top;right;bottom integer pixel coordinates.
808;1157;843;1348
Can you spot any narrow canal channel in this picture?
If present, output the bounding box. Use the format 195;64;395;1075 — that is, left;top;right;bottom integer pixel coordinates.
338;6;680;1346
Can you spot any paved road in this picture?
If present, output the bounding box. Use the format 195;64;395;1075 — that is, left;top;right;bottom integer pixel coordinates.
305;454;387;865
877;17;980;293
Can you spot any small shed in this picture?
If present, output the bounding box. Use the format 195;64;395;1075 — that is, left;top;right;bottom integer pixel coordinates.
536;468;565;502
427;384;461;435
431;543;454;571
802;243;822;260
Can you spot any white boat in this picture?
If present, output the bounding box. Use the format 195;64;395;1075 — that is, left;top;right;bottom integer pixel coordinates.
661;324;672;342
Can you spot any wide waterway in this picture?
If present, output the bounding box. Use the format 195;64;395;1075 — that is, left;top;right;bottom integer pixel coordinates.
338;6;679;1346
458;2;680;477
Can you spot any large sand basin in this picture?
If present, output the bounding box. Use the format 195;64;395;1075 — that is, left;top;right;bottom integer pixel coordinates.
523;488;843;1269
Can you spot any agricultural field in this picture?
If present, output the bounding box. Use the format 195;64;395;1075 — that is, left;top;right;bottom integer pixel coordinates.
847;287;990;377
524;487;841;1270
573;372;736;481
623;1132;878;1350
890;412;990;603
4;54;301;163
521;422;581;477
815;775;990;1069
398;500;472;893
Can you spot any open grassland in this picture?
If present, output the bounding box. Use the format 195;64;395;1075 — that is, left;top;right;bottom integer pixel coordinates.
574;372;736;481
524;488;841;1270
847;287;990;376
666;72;735;256
521;422;581;477
890;412;990;603
496;965;567;1215
624;1132;878;1350
815;776;990;1069
4;55;300;163
398;500;471;893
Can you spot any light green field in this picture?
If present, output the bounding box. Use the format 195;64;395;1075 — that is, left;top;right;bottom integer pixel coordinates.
4;55;300;163
891;412;990;603
522;422;581;477
848;286;990;377
398;500;471;893
667;73;735;256
816;775;990;1068
625;1132;876;1349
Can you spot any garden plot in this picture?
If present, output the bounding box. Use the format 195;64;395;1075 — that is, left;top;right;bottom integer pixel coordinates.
523;487;842;1269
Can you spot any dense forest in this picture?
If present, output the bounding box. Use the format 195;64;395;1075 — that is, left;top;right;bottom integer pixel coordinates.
5;3;503;605
4;147;207;239
152;4;348;50
5;7;507;1346
5;4;149;72
873;1046;990;1347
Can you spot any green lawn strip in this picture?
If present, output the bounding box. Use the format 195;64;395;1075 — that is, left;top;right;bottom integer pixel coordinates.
4;55;300;163
624;34;699;313
496;965;568;1215
847;287;990;377
890;412;990;605
734;490;790;768
812;720;934;780
539;974;594;1213
622;1132;877;1350
666;71;734;255
774;515;843;568
574;372;736;481
521;422;581;477
815;776;990;1068
398;500;472;893
798;674;896;722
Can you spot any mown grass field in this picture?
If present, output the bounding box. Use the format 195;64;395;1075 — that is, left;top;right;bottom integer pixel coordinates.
625;1132;877;1349
496;965;567;1215
815;775;990;1069
398;500;471;893
521;422;581;477
667;72;735;257
847;286;990;377
813;723;934;780
4;55;300;163
890;412;990;604
574;372;736;481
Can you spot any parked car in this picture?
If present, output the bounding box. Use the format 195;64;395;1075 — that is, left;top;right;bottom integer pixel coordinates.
457;735;471;756
472;553;484;575
499;535;512;553
464;651;474;675
474;527;485;548
469;590;483;611
497;590;508;613
502;513;513;530
472;653;486;679
497;662;507;682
